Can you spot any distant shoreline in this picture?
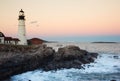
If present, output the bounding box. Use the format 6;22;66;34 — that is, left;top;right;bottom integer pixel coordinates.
92;42;118;43
46;41;119;43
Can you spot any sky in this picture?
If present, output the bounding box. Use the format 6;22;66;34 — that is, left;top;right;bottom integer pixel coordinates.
0;0;120;41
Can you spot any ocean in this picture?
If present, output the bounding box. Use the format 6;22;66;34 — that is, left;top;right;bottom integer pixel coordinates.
42;35;120;42
11;42;120;81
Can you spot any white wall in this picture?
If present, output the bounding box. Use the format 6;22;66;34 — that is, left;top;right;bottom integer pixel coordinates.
18;20;27;45
0;37;4;44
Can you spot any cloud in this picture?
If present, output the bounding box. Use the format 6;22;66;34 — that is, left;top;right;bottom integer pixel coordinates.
30;21;40;27
30;21;38;24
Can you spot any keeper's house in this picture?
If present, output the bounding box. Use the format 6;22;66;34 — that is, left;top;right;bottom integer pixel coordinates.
0;32;19;45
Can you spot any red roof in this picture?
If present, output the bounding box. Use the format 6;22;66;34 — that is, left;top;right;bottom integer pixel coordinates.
12;38;20;41
4;37;12;41
28;38;45;45
4;37;20;41
30;38;44;41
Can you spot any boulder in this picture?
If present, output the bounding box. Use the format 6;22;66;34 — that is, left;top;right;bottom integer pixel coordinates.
57;45;87;60
43;45;98;70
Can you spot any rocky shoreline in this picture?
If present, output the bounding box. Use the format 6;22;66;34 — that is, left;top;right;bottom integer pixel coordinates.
0;44;98;80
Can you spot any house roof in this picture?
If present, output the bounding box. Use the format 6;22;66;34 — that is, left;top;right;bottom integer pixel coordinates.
4;37;12;41
0;32;5;37
29;38;47;42
0;32;20;41
12;38;20;41
5;37;20;41
29;38;44;41
27;38;47;45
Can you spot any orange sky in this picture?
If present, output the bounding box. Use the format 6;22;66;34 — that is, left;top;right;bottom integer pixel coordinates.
0;0;120;38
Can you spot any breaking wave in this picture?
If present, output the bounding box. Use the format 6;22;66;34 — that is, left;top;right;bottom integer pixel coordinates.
11;54;120;81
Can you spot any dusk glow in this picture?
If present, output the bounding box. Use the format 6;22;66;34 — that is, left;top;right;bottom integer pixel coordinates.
0;0;120;41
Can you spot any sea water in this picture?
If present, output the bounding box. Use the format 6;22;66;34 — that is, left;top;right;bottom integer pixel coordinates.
11;43;120;81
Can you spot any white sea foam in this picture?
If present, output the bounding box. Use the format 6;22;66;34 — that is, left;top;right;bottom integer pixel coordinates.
11;42;120;81
80;54;120;73
11;54;120;81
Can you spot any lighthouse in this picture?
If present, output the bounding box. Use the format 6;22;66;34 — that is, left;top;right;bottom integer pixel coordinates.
18;9;27;45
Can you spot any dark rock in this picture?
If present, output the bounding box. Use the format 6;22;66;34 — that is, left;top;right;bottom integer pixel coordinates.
110;80;116;81
113;56;119;59
43;45;98;70
0;44;98;80
57;45;87;61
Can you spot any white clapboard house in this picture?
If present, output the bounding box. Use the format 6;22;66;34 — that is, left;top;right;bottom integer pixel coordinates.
0;32;19;45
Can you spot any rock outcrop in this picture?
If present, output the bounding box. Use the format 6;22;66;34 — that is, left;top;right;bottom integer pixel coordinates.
0;44;98;80
44;45;98;70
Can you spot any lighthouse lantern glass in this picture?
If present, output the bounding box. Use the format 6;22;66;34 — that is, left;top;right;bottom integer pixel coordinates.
19;12;24;16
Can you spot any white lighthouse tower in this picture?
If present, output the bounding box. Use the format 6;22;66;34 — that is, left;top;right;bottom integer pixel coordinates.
18;9;27;45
